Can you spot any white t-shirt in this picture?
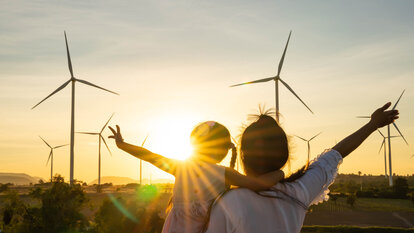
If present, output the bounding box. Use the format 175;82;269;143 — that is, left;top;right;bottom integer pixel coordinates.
162;160;226;233
205;149;343;233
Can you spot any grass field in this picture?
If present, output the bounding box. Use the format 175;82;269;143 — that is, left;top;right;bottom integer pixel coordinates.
301;225;414;232
2;186;414;229
309;197;414;212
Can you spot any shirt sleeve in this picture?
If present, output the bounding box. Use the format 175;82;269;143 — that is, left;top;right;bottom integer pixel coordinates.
296;149;343;206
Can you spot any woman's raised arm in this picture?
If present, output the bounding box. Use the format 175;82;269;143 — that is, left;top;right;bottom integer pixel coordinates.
332;102;399;158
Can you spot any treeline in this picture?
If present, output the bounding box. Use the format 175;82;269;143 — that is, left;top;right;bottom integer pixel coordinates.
330;174;414;199
0;176;165;233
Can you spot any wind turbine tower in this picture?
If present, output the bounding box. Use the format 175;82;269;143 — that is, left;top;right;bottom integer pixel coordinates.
295;132;321;165
140;135;148;185
32;32;119;185
39;136;68;182
377;130;399;178
230;31;313;122
77;114;114;187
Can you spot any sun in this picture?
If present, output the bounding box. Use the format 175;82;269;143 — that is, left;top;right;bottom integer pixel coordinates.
146;115;198;160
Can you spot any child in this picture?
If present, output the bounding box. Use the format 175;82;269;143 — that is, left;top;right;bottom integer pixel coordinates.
108;121;284;233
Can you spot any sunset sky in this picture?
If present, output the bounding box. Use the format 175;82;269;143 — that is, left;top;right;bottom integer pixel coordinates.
1;0;413;183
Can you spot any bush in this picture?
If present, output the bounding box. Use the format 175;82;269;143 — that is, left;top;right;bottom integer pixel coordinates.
14;175;89;233
393;178;409;199
346;194;357;208
93;195;164;233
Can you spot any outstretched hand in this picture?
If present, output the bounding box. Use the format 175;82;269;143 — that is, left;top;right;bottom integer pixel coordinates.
108;125;124;146
369;102;399;129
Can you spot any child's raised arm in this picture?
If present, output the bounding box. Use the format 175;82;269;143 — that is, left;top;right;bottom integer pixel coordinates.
225;168;284;191
108;125;179;175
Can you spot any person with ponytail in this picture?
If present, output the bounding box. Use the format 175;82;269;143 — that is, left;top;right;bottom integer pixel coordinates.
205;103;399;233
108;121;284;233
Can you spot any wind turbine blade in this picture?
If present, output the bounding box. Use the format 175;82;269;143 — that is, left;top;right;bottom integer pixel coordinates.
46;150;52;166
64;31;74;77
230;77;274;87
279;78;314;114
309;132;322;141
389;136;400;138
101;136;112;156
377;130;385;138
379;140;385;154
392;90;405;110
101;113;114;133
76;132;99;135
356;116;370;118
141;134;149;146
392;123;408;145
53;144;69;149
39;136;52;148
277;31;292;77
294;135;307;142
76;79;119;95
31;80;71;109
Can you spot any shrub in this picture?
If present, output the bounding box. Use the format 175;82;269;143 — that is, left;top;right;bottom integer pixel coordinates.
346;194;357;208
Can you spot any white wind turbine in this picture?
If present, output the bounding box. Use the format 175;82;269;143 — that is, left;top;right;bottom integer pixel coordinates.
77;114;114;187
32;31;119;185
39;136;68;182
139;135;149;185
357;90;408;186
377;130;399;178
230;31;313;122
295;132;321;165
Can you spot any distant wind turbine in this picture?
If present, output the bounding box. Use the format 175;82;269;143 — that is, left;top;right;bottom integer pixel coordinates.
32;31;119;185
357;90;408;186
77;113;114;187
140;135;148;185
295;132;321;164
39;136;68;182
230;31;313;122
377;130;399;178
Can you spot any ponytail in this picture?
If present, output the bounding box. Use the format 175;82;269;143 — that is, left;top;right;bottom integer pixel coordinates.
229;143;237;169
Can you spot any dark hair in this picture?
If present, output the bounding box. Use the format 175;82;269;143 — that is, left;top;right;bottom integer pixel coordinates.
190;121;234;164
240;114;307;182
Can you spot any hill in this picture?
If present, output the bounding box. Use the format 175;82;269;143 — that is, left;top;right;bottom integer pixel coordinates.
88;176;174;185
0;173;43;185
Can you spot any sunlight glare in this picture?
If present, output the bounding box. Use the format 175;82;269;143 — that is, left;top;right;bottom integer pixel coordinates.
147;115;197;160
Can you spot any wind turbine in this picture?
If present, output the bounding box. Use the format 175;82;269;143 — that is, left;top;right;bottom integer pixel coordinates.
77;113;114;187
39;136;68;182
139;135;148;185
357;90;408;186
377;130;399;178
32;31;119;185
295;132;321;166
230;31;313;122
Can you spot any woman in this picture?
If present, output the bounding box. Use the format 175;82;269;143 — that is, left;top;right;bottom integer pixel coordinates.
205;102;399;233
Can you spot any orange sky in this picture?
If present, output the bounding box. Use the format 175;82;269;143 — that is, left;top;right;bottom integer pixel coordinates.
0;0;413;183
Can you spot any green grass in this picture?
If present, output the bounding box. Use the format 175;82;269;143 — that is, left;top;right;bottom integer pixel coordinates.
301;225;414;233
310;197;414;212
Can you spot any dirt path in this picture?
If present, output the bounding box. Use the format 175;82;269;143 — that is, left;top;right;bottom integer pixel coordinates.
392;212;414;228
304;211;414;228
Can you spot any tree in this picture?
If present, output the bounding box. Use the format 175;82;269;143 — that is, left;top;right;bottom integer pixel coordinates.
16;175;89;233
393;177;409;199
346;193;357;208
0;183;11;193
1;191;27;232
